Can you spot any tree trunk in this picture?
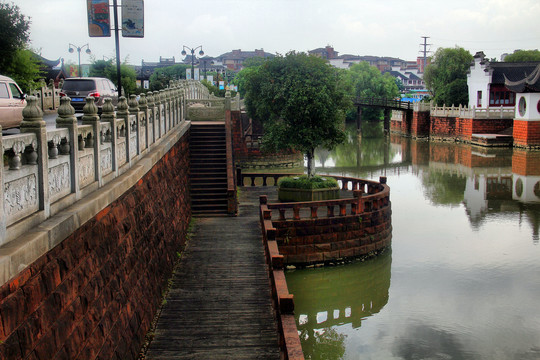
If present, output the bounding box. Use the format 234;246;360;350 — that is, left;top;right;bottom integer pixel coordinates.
306;149;315;178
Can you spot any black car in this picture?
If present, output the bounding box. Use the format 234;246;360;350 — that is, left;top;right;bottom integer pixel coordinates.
60;77;118;112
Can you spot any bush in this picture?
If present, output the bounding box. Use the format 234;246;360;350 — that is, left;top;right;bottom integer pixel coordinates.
278;175;338;190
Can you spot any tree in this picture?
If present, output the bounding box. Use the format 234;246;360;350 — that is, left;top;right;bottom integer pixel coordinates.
149;64;190;91
243;51;351;176
6;49;41;93
504;49;540;62
345;61;399;120
0;2;31;73
423;47;473;106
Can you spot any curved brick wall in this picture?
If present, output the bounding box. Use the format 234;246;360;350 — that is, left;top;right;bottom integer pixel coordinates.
0;130;191;359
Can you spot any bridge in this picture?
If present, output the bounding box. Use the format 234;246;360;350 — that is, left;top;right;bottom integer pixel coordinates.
0;82;392;360
353;97;414;135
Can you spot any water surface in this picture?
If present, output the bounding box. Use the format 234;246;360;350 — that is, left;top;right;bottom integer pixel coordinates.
286;127;540;360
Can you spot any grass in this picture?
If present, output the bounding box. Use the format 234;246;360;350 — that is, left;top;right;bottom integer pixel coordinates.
278;175;338;190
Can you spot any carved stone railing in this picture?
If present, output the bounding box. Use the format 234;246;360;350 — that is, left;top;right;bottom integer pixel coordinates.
31;79;61;111
430;104;515;119
0;81;188;251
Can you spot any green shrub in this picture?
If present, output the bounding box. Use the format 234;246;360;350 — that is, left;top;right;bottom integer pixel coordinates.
278;175;338;190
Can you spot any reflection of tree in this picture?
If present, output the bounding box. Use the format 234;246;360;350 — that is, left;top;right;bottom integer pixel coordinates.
422;170;466;206
299;327;346;360
320;123;398;168
393;322;473;360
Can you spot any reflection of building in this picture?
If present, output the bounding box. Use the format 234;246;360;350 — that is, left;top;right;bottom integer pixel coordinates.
287;251;391;356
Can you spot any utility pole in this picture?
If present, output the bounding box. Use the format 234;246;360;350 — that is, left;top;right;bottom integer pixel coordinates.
419;36;431;73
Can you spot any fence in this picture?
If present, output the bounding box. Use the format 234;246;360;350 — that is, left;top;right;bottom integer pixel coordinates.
31;79;61;111
0;80;215;249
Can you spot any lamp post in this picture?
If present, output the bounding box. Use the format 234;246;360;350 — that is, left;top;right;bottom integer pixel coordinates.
69;43;91;77
181;45;204;80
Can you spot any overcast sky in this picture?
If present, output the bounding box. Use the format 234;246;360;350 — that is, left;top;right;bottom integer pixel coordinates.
14;0;540;66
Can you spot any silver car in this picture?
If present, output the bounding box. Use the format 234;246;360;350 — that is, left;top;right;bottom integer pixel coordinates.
60;77;118;112
0;75;26;129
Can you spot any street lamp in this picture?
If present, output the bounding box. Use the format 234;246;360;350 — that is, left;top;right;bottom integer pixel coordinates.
69;43;91;77
181;45;204;80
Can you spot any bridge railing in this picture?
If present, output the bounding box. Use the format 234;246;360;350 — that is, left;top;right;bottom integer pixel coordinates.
355;97;413;110
0;81;188;252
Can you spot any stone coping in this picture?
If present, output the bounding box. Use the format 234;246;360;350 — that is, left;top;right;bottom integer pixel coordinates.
0;122;191;286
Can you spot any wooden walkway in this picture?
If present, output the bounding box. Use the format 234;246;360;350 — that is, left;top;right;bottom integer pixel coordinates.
144;187;281;360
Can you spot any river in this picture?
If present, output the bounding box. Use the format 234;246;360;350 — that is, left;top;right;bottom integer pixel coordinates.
285;124;540;360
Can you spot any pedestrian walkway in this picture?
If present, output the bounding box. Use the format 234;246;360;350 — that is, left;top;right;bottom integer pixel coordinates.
144;187;281;360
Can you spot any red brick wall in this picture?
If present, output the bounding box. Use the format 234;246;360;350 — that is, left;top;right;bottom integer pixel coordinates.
513;120;540;148
0;133;191;360
273;206;391;265
512;150;540;176
471;118;513;135
411;111;430;137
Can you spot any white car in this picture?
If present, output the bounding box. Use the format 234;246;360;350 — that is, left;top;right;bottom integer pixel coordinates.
0;75;26;129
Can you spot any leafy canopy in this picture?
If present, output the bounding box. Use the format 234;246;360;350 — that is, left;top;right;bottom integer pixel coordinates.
242;51;350;175
0;2;31;73
149;64;190;91
504;49;540;62
344;61;399;120
424;46;473;106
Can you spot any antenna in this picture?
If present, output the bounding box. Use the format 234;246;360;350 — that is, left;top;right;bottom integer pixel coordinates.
419;36;432;73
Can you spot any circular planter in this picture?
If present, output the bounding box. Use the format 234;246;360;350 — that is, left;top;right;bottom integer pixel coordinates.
278;186;340;202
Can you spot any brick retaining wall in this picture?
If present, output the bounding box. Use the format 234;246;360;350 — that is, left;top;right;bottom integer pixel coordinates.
273;204;392;265
514;120;540;148
0;131;191;359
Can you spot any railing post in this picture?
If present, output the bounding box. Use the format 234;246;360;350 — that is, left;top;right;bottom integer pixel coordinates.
81;96;102;185
101;98;119;175
129;94;141;156
55;97;81;195
20;96;50;217
116;96;131;166
0;128;5;240
139;93;150;150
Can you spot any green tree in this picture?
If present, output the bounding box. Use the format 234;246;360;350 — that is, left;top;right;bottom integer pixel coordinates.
423;46;473;106
243;51;351;176
0;2;31;73
504;49;540;62
149;64;190;91
6;49;41;93
344;62;399;121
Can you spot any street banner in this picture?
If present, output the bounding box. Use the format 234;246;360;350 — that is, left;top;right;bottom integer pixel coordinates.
219;81;225;90
206;75;213;83
122;0;144;37
186;69;192;80
87;0;111;37
194;68;200;81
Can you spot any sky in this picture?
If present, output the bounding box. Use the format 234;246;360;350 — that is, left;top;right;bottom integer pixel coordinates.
13;0;540;66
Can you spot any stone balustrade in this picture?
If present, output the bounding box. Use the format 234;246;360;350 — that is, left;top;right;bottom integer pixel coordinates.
0;81;190;250
31;79;61;111
430;103;515;119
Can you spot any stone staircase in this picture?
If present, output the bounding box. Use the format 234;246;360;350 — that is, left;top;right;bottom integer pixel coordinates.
190;122;229;216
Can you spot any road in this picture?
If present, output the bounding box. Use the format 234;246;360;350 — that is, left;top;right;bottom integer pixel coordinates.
1;111;82;136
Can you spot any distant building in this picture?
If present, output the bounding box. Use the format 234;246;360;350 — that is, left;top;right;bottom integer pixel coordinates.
135;56;178;82
467;51;540;108
309;45;339;60
215;49;274;71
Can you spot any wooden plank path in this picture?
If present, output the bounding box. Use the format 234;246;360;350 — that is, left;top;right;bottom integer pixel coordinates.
144;187;281;360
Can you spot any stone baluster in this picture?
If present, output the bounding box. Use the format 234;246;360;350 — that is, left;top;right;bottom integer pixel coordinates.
0;127;4;240
81;97;102;185
20;96;50;217
146;91;157;143
116;96;131;166
129;94;140;156
179;88;185;123
56;97;81;195
159;89;166;134
101;98;119;175
139;93;150;150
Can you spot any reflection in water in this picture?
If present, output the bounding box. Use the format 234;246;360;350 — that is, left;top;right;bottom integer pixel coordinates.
287;251;391;359
288;123;540;359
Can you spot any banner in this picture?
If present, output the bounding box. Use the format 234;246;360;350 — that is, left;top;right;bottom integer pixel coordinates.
87;0;111;37
194;68;200;81
122;0;144;37
186;69;192;80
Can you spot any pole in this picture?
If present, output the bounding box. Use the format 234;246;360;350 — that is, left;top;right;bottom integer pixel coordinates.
191;49;195;80
78;49;81;77
113;0;122;97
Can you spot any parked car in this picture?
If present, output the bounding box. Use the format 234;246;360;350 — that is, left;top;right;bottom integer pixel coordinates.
60;77;118;112
0;75;26;129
